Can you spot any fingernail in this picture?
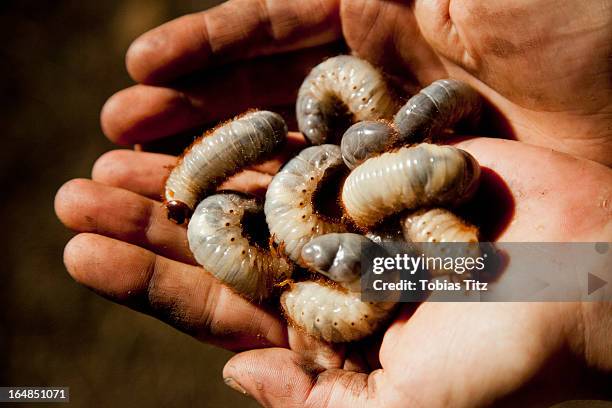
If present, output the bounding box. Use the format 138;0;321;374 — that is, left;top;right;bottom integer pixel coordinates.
224;377;249;396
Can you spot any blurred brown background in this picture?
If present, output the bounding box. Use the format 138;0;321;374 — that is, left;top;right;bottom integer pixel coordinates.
0;0;257;406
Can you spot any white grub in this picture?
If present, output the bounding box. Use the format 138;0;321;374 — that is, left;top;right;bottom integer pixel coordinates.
164;110;287;223
394;79;482;143
188;192;293;301
300;233;370;292
341;80;482;170
281;281;396;343
296;55;398;145
342;143;481;228
340;120;397;170
295;233;399;343
402;208;479;244
265;145;349;263
402;208;481;277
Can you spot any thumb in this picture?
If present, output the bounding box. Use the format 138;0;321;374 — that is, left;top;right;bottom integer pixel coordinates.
222;348;384;408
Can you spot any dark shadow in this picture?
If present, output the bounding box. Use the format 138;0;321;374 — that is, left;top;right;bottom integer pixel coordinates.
140;125;205;156
457;166;515;242
313;165;349;221
477;242;509;284
451;93;517;141
478;96;517;141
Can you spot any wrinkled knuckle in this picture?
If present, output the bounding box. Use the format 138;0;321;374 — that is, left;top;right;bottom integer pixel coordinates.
198;280;224;336
144;257;190;329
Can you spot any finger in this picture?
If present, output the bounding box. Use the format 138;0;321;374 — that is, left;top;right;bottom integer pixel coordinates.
55;178;194;264
126;0;342;84
220;170;272;198
92;149;174;199
223;348;386;408
287;326;345;370
341;0;445;88
63;233;288;350
103;45;339;145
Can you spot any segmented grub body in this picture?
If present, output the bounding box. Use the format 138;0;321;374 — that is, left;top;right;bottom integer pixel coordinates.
300;233;370;292
402;208;481;277
341;120;397;170
281;280;396;343
296;55;398;145
340;79;482;169
402;208;479;244
342;143;481;228
164;110;287;223
282;233;397;342
394;79;482;143
188;192;293;301
165;62;487;344
264;145;348;263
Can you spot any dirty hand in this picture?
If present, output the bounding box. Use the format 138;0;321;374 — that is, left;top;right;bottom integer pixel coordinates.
221;138;612;407
55;137;612;407
101;0;612;164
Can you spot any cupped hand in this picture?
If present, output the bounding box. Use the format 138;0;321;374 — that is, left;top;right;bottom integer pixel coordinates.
56;136;612;407
221;138;612;407
101;0;612;164
54;132;305;352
